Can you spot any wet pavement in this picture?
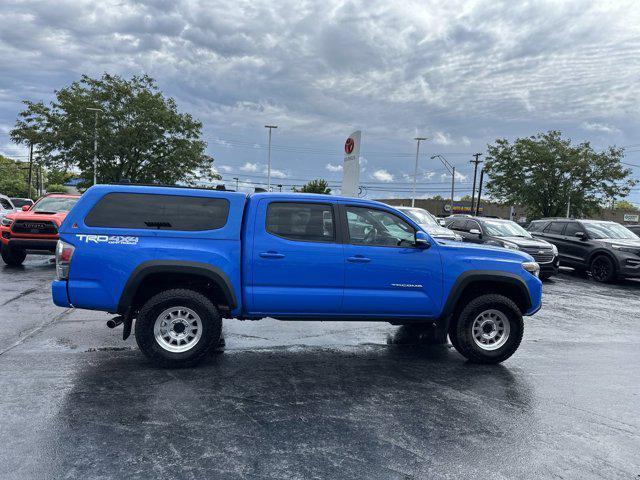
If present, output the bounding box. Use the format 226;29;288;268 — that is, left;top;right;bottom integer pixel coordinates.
0;258;639;479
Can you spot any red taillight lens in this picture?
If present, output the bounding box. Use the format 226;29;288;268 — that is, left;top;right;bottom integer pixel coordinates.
55;240;75;280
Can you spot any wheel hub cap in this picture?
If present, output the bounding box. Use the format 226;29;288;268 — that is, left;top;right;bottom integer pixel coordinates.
472;309;510;351
154;307;202;353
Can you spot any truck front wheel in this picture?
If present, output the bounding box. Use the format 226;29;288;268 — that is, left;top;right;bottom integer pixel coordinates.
450;294;523;364
1;245;26;266
134;289;222;368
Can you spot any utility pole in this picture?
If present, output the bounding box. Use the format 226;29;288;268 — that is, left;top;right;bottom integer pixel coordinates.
412;137;427;207
27;143;33;197
265;125;278;191
566;195;571;218
469;153;483;214
431;154;455;212
86;107;103;185
475;169;484;216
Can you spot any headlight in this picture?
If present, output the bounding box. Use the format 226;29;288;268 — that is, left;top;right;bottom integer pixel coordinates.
611;244;640;254
522;261;540;277
1;217;13;227
503;242;520;250
551;244;558;255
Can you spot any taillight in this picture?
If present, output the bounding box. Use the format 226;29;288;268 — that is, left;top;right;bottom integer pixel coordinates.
55;240;75;280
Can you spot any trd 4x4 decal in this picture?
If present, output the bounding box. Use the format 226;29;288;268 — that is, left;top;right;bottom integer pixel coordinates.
76;234;138;245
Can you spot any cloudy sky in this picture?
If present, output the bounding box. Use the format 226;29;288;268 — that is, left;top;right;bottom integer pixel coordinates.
1;0;639;203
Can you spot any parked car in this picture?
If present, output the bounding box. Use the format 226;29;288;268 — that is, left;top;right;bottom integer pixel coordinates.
528;218;640;282
52;185;542;367
0;194;16;221
446;216;559;280
396;207;462;241
1;193;80;266
10;198;34;209
627;224;640;237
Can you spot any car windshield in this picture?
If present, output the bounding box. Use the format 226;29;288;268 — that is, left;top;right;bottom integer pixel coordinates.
401;208;439;227
482;220;532;238
581;221;638;239
33;196;78;213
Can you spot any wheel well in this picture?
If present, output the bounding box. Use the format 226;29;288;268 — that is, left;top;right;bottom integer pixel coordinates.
129;272;232;317
588;251;618;271
453;280;530;318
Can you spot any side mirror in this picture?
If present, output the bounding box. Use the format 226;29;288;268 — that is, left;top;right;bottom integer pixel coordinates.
415;231;431;248
21;205;30;211
438;219;446;226
574;231;586;240
469;228;481;236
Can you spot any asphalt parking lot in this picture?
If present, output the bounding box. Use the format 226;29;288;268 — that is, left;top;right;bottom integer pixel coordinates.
0;259;639;480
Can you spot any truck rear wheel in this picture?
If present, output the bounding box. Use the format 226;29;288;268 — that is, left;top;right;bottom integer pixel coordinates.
450;294;523;364
134;288;222;368
1;245;26;266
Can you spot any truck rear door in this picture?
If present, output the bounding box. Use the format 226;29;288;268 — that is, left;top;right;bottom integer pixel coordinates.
249;198;344;315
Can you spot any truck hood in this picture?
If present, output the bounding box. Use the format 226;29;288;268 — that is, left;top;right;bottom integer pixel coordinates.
496;236;552;248
5;210;68;226
440;237;534;262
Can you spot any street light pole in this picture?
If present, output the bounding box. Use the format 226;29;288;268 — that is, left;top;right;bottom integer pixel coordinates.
469;153;483;214
412;137;427;207
265;125;278;191
86;107;103;185
431;154;456;212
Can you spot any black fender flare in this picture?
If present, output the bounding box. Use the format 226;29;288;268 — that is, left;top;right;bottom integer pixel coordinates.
438;270;532;334
117;260;237;314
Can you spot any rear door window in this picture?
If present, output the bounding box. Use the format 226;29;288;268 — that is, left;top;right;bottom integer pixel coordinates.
266;202;335;242
85;193;230;231
543;221;566;235
0;198;13;210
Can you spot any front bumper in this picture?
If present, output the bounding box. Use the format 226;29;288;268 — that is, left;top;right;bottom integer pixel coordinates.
2;238;58;253
539;256;560;276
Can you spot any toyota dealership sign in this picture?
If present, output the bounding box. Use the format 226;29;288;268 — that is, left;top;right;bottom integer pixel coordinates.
341;130;361;197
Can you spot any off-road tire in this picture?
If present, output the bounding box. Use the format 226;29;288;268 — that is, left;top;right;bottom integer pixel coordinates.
589;255;616;283
451;294;524;364
1;245;26;266
135;288;222;368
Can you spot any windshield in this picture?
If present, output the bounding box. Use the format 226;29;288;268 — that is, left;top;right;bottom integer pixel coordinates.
33;196;78;213
582;221;638;240
401;208;439;227
482;220;532;238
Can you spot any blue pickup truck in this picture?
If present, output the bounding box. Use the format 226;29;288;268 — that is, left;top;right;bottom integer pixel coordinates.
52;185;542;367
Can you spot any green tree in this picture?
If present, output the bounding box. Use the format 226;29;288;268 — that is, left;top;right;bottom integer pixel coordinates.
10;73;217;190
0;155;30;197
615;200;639;211
295;179;332;194
45;167;74;189
484;131;636;219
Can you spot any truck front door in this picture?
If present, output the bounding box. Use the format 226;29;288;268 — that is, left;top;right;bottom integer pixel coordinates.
250;200;344;315
340;205;441;317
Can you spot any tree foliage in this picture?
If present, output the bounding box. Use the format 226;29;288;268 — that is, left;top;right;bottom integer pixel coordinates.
295;179;332;194
615;200;639;211
10;74;217;190
0;155;30;197
484;131;636;219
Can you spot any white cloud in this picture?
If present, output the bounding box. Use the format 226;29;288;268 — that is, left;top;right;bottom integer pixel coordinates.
372;169;394;182
269;168;288;178
240;162;259;172
582;122;621;135
326;163;343;172
432;131;453;146
217;164;233;173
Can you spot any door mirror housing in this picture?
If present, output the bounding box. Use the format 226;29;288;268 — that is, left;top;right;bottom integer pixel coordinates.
21;205;30;211
574;231;587;240
469;228;481;236
415;231;431;248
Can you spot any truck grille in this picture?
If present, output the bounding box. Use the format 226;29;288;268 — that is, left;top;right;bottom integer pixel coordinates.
521;246;555;264
11;220;58;235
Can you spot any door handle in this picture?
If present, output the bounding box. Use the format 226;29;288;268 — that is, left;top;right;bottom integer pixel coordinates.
347;255;371;263
260;251;285;259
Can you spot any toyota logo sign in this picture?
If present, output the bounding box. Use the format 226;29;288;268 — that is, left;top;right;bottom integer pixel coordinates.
344;137;355;154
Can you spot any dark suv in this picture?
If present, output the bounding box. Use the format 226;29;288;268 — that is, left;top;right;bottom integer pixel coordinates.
627;224;640;237
528;218;640;282
446;217;559;280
